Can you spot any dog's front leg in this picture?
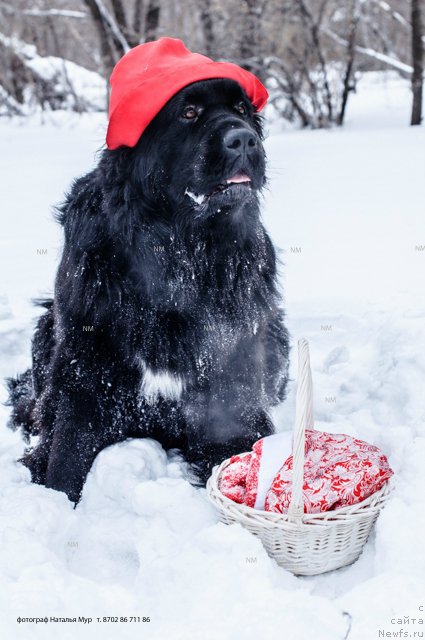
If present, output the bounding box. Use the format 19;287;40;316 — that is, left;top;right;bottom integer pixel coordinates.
44;352;138;504
183;390;275;484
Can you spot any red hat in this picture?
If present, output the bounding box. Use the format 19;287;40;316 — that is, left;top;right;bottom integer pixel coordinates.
106;37;268;150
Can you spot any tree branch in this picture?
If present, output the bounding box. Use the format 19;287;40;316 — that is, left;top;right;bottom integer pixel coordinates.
0;3;87;18
323;26;413;73
92;0;130;54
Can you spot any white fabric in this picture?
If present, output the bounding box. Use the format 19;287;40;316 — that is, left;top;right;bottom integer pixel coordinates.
254;431;292;510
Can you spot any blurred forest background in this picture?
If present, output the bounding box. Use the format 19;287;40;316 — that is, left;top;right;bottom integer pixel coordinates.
0;0;423;127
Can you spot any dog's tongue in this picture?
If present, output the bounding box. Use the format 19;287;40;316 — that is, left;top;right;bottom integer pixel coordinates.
226;172;251;184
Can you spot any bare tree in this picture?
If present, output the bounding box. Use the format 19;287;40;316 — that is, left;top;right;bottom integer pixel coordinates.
199;0;215;57
145;0;160;42
0;0;419;127
263;1;340;128
337;0;361;125
81;0;121;79
295;0;334;123
410;0;423;125
239;0;268;84
133;0;144;36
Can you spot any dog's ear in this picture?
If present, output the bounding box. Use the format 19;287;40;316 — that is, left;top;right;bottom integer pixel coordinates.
253;112;265;141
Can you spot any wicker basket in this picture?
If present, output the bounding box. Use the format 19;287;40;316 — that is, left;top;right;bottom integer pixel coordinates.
206;338;393;576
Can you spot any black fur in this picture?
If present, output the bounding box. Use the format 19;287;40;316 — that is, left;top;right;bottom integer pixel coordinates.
6;78;290;503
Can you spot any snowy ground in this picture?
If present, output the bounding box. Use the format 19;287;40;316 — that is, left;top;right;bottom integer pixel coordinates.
0;72;424;640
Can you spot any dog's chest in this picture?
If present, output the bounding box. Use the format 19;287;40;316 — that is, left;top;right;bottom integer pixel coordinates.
138;237;263;312
133;236;268;402
136;312;260;404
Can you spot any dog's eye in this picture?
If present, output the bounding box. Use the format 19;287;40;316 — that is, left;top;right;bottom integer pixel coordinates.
182;106;199;120
235;102;247;115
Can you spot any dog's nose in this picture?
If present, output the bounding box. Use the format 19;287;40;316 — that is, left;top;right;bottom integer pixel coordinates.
223;128;257;158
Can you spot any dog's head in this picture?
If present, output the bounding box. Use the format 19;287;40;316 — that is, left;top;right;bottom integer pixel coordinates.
127;78;266;227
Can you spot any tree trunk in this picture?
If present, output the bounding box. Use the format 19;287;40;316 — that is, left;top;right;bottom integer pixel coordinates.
240;0;267;85
82;0;118;80
410;0;423;125
338;0;360;126
110;0;139;48
199;0;215;57
145;0;160;42
133;0;144;36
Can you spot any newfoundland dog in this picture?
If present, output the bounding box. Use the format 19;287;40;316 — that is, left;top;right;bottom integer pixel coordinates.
7;76;290;504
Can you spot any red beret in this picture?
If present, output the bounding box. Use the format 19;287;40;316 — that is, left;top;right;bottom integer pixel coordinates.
106;37;268;150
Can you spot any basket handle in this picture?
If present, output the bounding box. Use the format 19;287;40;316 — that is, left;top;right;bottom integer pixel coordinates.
287;338;314;522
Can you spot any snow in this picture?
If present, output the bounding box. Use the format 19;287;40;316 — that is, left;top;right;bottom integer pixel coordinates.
26;57;106;112
0;72;424;639
0;33;106;114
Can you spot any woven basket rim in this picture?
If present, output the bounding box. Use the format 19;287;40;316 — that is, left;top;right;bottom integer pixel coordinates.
207;452;394;527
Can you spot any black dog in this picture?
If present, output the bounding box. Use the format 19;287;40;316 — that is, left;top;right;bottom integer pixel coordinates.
7;78;290;504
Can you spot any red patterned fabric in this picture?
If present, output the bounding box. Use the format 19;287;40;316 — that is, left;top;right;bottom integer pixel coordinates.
218;439;264;508
219;430;393;514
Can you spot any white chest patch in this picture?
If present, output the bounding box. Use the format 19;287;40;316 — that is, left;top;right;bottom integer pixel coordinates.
139;359;185;403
